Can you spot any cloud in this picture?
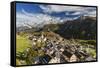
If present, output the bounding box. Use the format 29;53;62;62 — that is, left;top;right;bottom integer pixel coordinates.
40;5;96;17
22;9;34;17
40;5;71;13
70;12;82;15
16;6;96;28
85;10;96;17
16;9;62;27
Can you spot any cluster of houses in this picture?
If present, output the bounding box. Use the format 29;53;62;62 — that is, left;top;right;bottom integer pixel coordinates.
27;33;95;64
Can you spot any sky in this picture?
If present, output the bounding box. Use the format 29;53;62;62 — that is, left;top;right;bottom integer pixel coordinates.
16;3;97;27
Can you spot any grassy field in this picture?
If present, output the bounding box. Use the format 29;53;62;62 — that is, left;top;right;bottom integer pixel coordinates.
16;35;31;52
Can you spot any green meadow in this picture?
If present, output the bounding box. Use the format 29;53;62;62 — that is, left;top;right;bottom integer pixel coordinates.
16;35;31;53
